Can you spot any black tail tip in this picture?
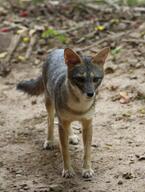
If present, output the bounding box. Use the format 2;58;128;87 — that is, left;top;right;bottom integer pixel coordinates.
16;82;23;91
16;77;44;96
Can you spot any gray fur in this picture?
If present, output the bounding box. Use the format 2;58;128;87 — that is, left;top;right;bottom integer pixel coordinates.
17;49;104;119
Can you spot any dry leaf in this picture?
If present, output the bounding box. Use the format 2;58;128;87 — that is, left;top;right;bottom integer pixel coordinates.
23;37;30;43
17;55;26;61
119;91;130;104
96;25;105;31
17;28;28;35
138;108;145;114
0;52;7;58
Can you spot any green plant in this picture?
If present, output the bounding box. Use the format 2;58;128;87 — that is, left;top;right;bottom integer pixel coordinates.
41;28;68;44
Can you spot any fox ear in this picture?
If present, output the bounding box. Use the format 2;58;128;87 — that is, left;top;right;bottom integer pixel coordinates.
92;47;110;66
64;48;82;69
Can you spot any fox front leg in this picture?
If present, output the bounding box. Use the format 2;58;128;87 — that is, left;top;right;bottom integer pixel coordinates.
81;118;94;178
58;119;75;178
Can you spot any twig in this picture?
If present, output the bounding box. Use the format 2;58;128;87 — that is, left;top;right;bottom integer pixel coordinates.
85;3;112;13
85;3;145;14
5;34;21;63
77;32;126;52
0;34;21;77
59;19;96;34
76;31;96;43
104;0;120;9
123;39;145;44
25;34;37;59
47;48;55;53
131;7;145;13
6;0;20;10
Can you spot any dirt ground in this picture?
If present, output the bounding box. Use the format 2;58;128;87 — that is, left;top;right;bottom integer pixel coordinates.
0;1;145;192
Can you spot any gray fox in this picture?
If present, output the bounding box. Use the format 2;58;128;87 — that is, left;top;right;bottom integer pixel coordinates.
17;47;109;178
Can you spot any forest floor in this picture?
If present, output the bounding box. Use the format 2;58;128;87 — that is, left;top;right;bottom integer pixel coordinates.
0;1;145;192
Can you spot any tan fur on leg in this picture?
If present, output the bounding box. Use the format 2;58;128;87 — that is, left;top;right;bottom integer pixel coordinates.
81;118;94;178
59;119;75;178
43;95;55;150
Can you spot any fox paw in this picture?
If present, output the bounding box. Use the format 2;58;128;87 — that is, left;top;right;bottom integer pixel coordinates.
43;140;56;150
82;168;94;178
69;135;79;145
62;168;75;178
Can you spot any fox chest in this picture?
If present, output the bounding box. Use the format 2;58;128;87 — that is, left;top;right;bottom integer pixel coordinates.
59;98;96;121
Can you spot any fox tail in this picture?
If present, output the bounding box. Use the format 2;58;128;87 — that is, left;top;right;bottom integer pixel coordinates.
17;76;44;96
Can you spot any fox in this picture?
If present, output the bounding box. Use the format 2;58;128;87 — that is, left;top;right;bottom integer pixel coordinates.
17;47;109;178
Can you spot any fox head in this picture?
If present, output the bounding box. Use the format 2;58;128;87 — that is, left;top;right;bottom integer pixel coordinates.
64;47;109;99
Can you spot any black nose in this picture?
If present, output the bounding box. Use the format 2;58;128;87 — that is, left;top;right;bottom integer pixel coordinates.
87;92;94;97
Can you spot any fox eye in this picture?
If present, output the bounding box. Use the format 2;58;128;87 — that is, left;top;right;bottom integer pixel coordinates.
75;76;85;82
93;77;100;82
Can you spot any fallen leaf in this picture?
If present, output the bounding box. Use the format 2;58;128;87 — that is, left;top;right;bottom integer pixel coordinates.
0;7;7;16
138;155;145;161
122;111;131;117
105;66;115;74
17;55;26;61
17;28;28;35
0;52;7;58
29;29;36;36
122;172;133;180
0;27;10;32
23;37;30;43
110;19;119;24
111;94;120;102
138;108;145;114
105;143;112;147
19;11;29;17
119;91;130;104
95;25;105;31
111;46;122;55
118;180;123;185
106;84;118;91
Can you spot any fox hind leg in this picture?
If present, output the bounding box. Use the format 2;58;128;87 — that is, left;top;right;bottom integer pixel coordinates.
43;95;56;150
